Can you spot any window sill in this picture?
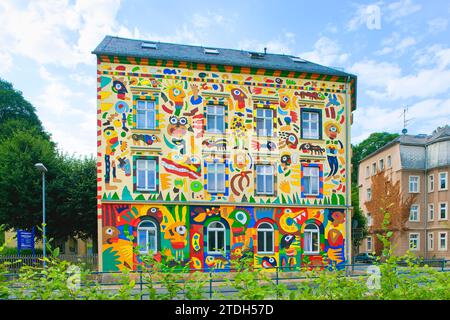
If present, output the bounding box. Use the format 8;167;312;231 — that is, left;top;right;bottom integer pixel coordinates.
132;128;161;134
303;252;320;255
257;252;275;255
136;189;158;193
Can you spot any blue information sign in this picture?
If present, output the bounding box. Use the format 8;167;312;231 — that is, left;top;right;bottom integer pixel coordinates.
17;227;35;255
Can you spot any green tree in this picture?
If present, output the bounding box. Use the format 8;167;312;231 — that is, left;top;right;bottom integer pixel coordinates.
350;132;399;256
351;132;399;184
0;78;97;243
0;79;43;131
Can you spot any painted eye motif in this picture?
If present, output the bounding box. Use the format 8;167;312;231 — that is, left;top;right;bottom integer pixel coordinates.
106;228;114;235
283;96;289;102
150;208;157;213
288;135;296;142
233;89;241;96
179;117;187;125
169;116;178;125
286;235;294;242
235;211;247;224
151;135;157;141
175;225;186;235
173;88;181;96
285;209;292;213
281;156;286;161
330;126;337;132
114;83;123;90
269;258;275;263
275;78;282;84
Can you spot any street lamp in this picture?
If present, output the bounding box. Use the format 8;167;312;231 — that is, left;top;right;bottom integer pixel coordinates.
34;163;48;269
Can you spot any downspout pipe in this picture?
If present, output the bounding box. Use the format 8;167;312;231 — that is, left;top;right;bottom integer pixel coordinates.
424;144;428;259
344;75;353;268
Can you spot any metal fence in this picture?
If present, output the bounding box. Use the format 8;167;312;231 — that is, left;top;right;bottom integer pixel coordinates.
2;259;449;300
0;254;98;272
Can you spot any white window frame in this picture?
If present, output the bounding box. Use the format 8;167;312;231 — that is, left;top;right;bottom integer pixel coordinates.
206;105;225;134
207;162;226;194
136;100;157;130
438;202;448;220
301;110;320;139
409;204;420;222
367;236;373;251
257;223;275;254
304;224;320;254
379;159;384;171
303;166;320;196
136;159;157;192
367;213;373;227
387;155;392;168
409;233;420;251
439;172;448;190
365;166;370;178
438;232;448;251
367;188;372;201
428;174;434;192
409;176;420;193
207;221;226;254
137;220;158;254
428;232;434;251
428;203;435;221
256;164;275;196
255;108;274;137
372;163;377;175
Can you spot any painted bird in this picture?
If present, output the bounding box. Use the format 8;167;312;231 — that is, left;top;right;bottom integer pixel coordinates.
261;256;277;269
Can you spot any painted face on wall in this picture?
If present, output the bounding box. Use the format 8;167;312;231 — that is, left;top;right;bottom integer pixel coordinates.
167;116;189;137
103;127;118;146
103;226;120;244
330;211;345;226
325;122;341;140
281;154;292;167
229;209;250;235
279;94;290;110
230;88;247;109
168;86;186;104
280;234;295;249
112;79;128;95
164;222;188;249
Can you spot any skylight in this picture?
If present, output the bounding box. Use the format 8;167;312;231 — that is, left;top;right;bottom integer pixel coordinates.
291;56;306;63
249;52;265;59
141;42;157;49
204;48;219;54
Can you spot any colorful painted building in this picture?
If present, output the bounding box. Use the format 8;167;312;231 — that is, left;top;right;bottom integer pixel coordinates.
93;36;357;272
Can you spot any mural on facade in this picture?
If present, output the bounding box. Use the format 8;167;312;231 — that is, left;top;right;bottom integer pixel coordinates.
97;56;351;271
102;204;346;272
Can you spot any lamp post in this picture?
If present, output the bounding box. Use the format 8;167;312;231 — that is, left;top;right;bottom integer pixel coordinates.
34;163;48;269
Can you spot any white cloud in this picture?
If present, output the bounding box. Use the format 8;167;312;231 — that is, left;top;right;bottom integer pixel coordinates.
301;37;349;67
238;32;296;55
386;0;422;22
386;69;450;100
0;0;138;68
353;98;450;143
428;18;448;33
376;33;416;56
0;51;13;75
349;60;402;88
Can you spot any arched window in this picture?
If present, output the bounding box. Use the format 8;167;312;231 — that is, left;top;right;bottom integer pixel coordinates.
207;221;226;254
137;220;158;254
304;224;320;254
257;222;274;254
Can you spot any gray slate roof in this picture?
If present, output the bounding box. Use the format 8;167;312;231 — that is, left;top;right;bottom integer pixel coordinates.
92;36;356;79
359;125;450;166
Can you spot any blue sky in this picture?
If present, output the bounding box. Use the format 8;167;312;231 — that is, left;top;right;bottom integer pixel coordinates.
0;0;449;156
